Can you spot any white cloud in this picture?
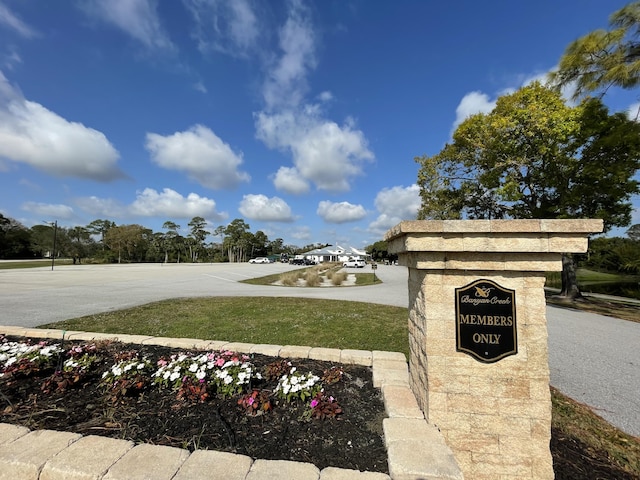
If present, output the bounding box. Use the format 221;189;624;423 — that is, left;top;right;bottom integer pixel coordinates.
318;91;333;102
145;124;250;190
0;3;39;38
0;72;124;181
239;194;294;222
256;2;373;193
291;225;311;241
453;91;496;130
369;184;420;235
193;81;207;94
272;166;310;194
130;188;224;219
81;0;174;51
75;196;127;217
262;0;316;110
185;0;260;57
317;200;366;224
256;109;373;192
21;202;75;220
76;188;226;220
3;48;23;71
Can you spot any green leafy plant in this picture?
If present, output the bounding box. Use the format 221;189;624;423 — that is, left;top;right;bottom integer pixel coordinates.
275;367;322;402
41;343;100;393
100;351;153;401
0;338;62;380
153;350;260;400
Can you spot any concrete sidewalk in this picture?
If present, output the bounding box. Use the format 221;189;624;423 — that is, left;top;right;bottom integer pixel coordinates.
0;325;463;480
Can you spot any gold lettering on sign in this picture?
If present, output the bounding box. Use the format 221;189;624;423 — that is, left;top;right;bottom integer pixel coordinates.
472;333;501;344
459;295;512;306
459;314;514;326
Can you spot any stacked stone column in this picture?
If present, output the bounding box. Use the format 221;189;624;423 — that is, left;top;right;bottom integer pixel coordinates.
385;219;602;480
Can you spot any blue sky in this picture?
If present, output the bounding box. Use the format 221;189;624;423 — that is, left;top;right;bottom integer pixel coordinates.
0;0;637;248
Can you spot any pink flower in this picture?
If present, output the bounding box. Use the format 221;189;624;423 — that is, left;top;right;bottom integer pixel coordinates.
310;399;319;408
247;397;255;405
216;358;225;367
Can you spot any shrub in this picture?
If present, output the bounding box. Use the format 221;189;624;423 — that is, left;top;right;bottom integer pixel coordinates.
305;270;321;287
280;272;300;286
331;271;348;286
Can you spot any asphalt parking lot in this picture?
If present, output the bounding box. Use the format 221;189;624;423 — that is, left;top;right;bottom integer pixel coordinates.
0;262;408;327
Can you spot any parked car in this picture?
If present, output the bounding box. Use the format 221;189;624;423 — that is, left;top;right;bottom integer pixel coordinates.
249;257;270;264
343;259;366;268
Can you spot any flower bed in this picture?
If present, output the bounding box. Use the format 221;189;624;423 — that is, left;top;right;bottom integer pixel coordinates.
0;335;388;473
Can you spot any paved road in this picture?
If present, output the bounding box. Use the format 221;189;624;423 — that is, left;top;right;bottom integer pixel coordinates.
1;263;638;438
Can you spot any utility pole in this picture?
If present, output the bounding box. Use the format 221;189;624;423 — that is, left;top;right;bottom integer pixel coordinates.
46;221;58;270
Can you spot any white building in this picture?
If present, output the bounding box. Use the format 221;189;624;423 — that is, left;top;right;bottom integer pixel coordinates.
301;245;370;264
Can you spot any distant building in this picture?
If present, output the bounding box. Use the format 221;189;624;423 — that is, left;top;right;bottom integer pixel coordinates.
300;245;370;264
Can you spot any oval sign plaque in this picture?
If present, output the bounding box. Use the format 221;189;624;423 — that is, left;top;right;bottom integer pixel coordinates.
455;279;517;363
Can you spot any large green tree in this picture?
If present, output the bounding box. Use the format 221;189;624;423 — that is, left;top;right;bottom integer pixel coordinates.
224;219;251;262
416;82;640;297
0;215;32;259
551;1;640;100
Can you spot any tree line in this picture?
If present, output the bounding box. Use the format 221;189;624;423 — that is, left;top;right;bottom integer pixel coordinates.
0;214;326;264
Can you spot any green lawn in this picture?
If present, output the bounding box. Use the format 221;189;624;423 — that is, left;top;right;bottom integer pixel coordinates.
41;297;410;358
0;259;73;269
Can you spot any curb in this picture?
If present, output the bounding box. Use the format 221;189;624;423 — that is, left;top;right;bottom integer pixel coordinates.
0;325;463;480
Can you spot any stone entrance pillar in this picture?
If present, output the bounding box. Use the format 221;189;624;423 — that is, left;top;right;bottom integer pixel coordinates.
385;219;603;480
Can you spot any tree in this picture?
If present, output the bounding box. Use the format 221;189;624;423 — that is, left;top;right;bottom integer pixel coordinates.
86;219;115;256
224;219;251;262
415;82;640;298
30;224;54;258
366;240;391;262
104;224;150;263
0;215;32;259
212;225;226;262
551;2;640;100
251;231;269;258
67;226;95;263
162;221;180;263
188;216;209;262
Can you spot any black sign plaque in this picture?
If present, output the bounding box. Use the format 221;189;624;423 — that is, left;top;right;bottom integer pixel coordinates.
455;279;517;363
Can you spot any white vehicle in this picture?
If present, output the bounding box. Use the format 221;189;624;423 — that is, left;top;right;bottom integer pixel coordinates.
249;257;270;264
343;259;365;268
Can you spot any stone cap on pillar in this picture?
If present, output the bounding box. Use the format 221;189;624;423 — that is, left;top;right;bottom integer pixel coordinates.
384;219;603;272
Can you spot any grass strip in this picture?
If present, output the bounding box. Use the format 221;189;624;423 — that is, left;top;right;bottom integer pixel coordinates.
0;260;73;269
41;297;410;357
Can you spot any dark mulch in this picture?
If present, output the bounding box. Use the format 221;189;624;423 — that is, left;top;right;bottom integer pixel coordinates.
0;336;387;473
1;335;637;478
